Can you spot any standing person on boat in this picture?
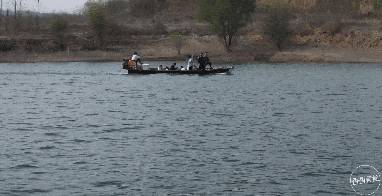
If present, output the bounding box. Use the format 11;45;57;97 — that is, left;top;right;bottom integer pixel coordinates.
197;52;206;70
187;55;194;71
204;52;213;69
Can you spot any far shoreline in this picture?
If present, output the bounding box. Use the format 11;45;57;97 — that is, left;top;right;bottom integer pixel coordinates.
0;48;381;65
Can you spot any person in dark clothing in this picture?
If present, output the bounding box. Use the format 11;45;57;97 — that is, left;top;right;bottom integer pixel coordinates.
170;63;177;70
204;52;213;69
197;52;206;70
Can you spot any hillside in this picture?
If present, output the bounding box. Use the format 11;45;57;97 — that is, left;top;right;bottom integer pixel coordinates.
0;0;381;63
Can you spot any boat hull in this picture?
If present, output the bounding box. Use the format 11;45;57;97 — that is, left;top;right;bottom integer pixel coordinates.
126;68;231;75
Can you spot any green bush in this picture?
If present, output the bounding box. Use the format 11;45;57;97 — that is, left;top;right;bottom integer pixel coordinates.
374;0;382;10
49;17;68;50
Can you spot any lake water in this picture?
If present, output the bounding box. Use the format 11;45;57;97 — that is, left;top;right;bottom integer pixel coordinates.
0;62;382;195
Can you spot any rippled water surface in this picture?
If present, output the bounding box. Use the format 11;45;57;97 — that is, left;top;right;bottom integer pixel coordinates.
1;62;382;195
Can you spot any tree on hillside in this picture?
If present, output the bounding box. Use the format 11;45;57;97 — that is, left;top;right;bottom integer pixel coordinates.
198;0;256;52
264;1;292;51
50;17;68;50
85;1;107;47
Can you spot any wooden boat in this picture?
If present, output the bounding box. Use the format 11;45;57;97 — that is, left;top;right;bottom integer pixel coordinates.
126;68;232;75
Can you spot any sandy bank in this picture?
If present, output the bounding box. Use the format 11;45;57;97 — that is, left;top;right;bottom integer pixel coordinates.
271;48;382;64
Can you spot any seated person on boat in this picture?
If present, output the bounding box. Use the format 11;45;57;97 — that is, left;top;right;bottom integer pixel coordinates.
170;63;178;70
204;52;213;69
158;65;164;71
126;52;143;70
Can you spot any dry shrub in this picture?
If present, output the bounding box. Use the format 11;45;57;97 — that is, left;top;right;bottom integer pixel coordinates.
152;21;168;35
105;0;129;17
81;39;97;51
0;38;16;51
128;0;167;18
292;19;314;36
321;20;344;36
23;39;44;52
313;0;359;16
107;22;125;37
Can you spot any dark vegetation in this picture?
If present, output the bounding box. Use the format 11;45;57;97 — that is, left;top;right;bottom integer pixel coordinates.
50;17;68;50
264;1;292;50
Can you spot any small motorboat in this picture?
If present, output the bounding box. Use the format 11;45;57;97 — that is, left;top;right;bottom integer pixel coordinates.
122;61;232;75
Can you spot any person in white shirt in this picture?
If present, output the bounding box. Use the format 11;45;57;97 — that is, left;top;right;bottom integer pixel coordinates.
131;51;143;70
180;66;186;71
187;55;194;70
158;65;163;71
131;52;140;61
